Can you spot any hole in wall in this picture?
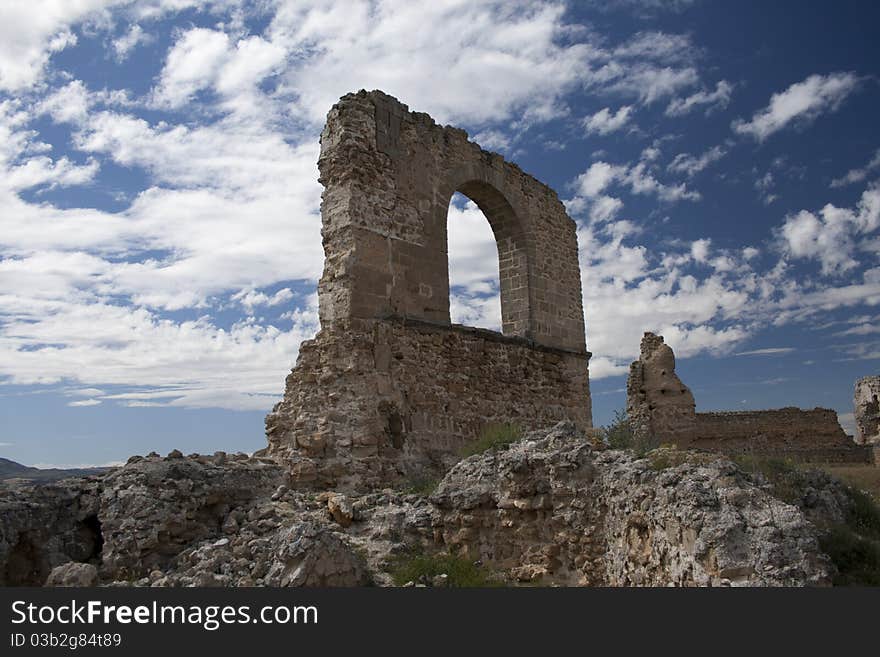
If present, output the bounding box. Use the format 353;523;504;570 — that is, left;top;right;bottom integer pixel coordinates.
79;514;104;563
447;192;501;331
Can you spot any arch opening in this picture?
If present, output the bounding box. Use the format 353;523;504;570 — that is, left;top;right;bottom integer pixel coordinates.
443;180;531;339
447;192;502;331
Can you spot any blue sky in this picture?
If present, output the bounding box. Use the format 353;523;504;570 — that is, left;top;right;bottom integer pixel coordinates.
1;0;878;467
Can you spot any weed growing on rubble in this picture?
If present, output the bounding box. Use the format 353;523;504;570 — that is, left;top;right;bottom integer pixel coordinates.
390;552;501;587
460;423;521;457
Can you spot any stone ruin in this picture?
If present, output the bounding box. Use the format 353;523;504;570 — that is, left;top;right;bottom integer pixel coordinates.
855;376;880;459
262;90;592;491
627;332;873;463
5;92;874;589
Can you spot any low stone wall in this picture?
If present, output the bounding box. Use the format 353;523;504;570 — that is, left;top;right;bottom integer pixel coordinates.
687;409;872;463
264;317;592;491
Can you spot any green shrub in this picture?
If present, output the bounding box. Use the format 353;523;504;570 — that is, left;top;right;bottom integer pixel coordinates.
390;552;500;587
731;454;802;504
844;485;880;539
600;409;660;456
819;526;880;586
400;476;439;497
601;409;635;449
460;423;521;457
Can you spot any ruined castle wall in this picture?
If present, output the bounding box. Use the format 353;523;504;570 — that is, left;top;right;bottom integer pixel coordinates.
626;333;696;445
691;409;872;463
854;376;880;445
626;332;871;463
266;318;591;491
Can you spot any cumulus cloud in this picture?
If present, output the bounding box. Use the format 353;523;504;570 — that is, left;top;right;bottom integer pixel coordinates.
583;106;633;135
778;183;880;275
0;0;109;91
732;72;861;141
571;157;700;208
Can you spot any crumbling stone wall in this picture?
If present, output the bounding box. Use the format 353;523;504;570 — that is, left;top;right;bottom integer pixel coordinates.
626;332;871;463
854;376;880;445
266;91;592;490
691;409;871;463
626;333;696;445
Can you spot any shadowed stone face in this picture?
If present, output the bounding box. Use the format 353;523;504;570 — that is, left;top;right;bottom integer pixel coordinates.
265;90;593;491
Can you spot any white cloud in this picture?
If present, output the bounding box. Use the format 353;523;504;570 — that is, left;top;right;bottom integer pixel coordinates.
665;80;732;117
152;28;231;108
734;347;795;356
778;183;880;275
271;1;598;126
691;238;711;263
0;0;114;91
732;72;861;141
447;196;500;292
68;398;102;407
583;105;632;135
0;298;320;410
472;129;511;152
668;145;726;177
579;219;754;377
111;24;151;61
832;149;880;188
571;157;700;209
603;64;699;105
589;195;624;223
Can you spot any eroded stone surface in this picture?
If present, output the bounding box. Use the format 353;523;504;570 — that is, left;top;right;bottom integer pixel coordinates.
432;424;831;586
626;332;695;446
266;318;591;491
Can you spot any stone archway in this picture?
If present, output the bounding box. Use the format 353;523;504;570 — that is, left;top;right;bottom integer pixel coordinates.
266;90;593;491
316;90;585;352
441;178;532;338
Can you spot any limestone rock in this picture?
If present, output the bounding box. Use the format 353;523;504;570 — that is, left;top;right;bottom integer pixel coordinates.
45;562;98;587
263;522;370;587
0;478;102;585
0;423;852;587
327;494;353;527
432;422;831;586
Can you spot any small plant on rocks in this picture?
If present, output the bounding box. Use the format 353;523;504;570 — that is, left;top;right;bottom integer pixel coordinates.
460;423;521;457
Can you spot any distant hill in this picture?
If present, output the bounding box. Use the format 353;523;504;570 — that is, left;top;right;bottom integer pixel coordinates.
0;457;110;485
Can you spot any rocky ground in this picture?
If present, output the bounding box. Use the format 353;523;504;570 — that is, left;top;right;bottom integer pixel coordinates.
2;423;874;587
